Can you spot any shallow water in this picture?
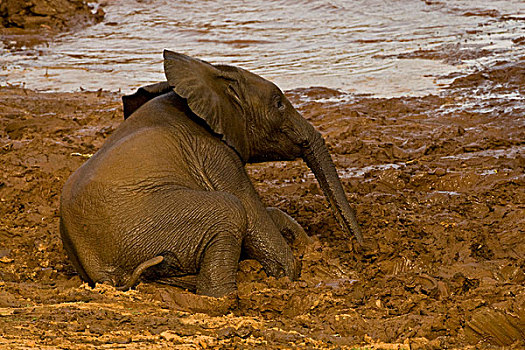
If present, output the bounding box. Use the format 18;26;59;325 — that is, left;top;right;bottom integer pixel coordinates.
1;0;524;96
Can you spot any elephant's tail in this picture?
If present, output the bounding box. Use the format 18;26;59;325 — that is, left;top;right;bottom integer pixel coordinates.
117;256;165;291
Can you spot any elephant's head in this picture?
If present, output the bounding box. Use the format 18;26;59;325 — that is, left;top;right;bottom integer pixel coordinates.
124;50;364;247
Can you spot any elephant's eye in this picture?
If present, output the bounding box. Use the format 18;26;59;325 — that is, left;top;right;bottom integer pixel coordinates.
275;97;285;112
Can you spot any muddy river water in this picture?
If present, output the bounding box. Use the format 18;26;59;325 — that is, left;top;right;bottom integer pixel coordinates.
1;0;524;96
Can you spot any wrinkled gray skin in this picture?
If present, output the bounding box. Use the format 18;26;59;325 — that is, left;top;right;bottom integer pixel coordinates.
60;50;364;297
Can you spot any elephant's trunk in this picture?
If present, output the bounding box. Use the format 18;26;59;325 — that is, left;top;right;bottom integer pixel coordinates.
303;133;364;246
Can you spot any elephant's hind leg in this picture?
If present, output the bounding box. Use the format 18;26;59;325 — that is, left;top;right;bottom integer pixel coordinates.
197;230;243;297
155;275;198;291
192;192;247;297
59;218;94;285
140;190;248;298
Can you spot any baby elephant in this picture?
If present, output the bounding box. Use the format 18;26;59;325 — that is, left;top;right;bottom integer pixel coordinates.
60;50;364;297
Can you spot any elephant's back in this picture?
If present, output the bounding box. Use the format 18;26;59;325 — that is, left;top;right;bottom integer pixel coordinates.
67;128;206;205
60;99;208;228
61;92;223;213
58;91;232;285
58;126;201;281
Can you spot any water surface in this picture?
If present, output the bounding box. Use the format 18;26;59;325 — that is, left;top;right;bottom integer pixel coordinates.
1;0;524;96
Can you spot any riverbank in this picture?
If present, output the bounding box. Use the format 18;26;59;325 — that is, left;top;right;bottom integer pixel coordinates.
2;0;524;95
0;59;523;348
0;0;103;47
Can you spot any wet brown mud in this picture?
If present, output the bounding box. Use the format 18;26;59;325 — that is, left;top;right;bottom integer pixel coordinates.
0;61;524;349
0;0;103;47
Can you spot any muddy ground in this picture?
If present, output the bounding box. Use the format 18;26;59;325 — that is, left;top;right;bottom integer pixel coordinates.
0;0;103;48
0;59;524;349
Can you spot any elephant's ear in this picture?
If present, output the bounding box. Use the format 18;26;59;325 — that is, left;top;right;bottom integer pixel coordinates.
122;82;172;119
163;50;249;161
